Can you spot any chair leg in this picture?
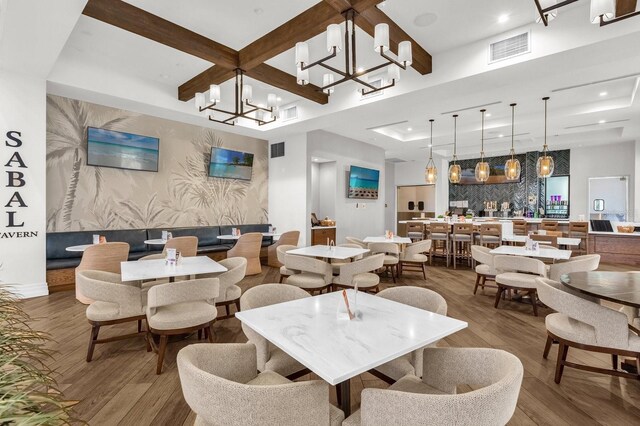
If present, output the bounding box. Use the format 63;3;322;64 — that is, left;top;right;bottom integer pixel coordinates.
156;335;168;375
422;263;427;280
494;286;504;309
529;290;539;317
235;299;241;314
391;265;396;283
543;335;553;359
137;319;142;333
225;304;230;317
612;354;618;370
554;342;569;384
278;275;284;283
86;324;100;362
473;274;481;295
208;324;215;343
197;329;202;340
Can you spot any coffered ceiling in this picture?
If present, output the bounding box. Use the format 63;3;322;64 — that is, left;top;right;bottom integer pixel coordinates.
40;0;640;159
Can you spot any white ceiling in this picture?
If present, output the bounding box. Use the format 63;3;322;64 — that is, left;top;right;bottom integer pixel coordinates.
42;0;640;159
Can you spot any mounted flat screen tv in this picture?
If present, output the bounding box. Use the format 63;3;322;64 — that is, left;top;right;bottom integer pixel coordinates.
209;147;254;181
87;127;159;172
348;165;380;199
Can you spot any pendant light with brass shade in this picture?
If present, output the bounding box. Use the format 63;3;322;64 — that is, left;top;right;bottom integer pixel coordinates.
475;109;490;182
448;114;461;184
504;103;521;181
425;119;437;184
536;96;555;178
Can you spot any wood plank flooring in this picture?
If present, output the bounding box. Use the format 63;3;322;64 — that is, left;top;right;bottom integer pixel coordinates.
20;262;640;425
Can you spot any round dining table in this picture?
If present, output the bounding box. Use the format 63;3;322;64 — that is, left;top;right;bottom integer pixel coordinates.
560;271;640;309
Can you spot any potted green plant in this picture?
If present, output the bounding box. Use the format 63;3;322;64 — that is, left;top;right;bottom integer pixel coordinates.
0;286;77;424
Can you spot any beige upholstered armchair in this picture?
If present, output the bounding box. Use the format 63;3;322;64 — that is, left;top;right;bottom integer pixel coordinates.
332;253;384;293
368;242;400;283
276;244;299;283
284;254;333;294
267;230;300;267
197;257;246;319
239;284;310;379
536;277;640;383
345;236;367;249
548;254;600;281
471;245;497;295
138;236;199;261
227;232;263;275
76;242;130;304
146;277;219;374
494;255;547;316
330;243;365;275
399;239;431;279
177;343;344;426
343;347;523;426
76;270;146;362
373;286;447;382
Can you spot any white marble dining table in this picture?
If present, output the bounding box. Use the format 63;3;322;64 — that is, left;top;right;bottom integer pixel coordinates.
490;245;572;260
235;290;467;415
286;245;369;260
65;244;94;252
363;236;413;244
120;256;227;282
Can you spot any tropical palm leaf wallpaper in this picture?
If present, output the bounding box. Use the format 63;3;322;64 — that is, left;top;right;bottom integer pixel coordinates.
46;95;268;231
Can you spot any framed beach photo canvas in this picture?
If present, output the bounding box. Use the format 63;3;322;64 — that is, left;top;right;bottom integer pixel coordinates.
209;147;254;181
86;127;159;172
348;165;380;199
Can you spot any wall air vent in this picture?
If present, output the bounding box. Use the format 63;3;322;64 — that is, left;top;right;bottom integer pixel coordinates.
386;158;407;163
489;32;530;64
279;104;298;122
270;142;285;158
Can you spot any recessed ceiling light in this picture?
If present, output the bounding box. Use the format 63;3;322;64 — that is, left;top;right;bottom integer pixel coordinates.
486;113;491;117
599;91;608;97
160;74;170;79
428;144;433;148
357;67;364;73
498;134;504;138
414;12;438;27
312;158;318;162
498;14;509;23
254;8;263;15
599;120;606;124
277;97;282;102
407;127;412;131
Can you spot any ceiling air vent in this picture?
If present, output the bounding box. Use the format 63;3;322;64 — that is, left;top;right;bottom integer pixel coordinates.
279;104;298;122
386;158;407;163
489;32;530;64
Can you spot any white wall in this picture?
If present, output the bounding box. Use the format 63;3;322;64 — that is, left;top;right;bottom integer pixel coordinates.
268;133;309;246
384;161;396;231
570;142;635;220
317;162;336;220
0;71;47;297
307;130;386;243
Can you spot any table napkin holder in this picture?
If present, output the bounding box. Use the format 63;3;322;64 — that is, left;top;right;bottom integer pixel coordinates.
337;288;360;321
165;248;178;266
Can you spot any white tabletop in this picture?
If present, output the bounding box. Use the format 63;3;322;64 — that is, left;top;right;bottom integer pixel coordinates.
287;245;370;260
490;245;572;260
65;244;94;252
235;290;467;385
217;232;281;240
502;235;582;246
144;239;167;245
120;256;227;282
363;236;413;244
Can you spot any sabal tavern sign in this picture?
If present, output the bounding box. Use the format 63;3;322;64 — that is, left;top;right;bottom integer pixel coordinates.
2;130;38;239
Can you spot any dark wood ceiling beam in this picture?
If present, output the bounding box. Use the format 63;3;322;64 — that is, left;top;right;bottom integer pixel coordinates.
616;0;638;16
324;0;384;13
357;7;432;75
245;64;329;105
238;2;343;71
82;0;238;69
178;66;237;102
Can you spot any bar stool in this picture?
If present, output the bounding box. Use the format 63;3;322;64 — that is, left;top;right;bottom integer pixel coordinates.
475;223;502;248
512;220;527;236
452;223;474;269
568;221;589;254
406;221;425;242
540;220;558;232
429;222;450;267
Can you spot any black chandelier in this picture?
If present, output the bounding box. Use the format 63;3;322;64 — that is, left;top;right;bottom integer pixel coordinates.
534;0;639;27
